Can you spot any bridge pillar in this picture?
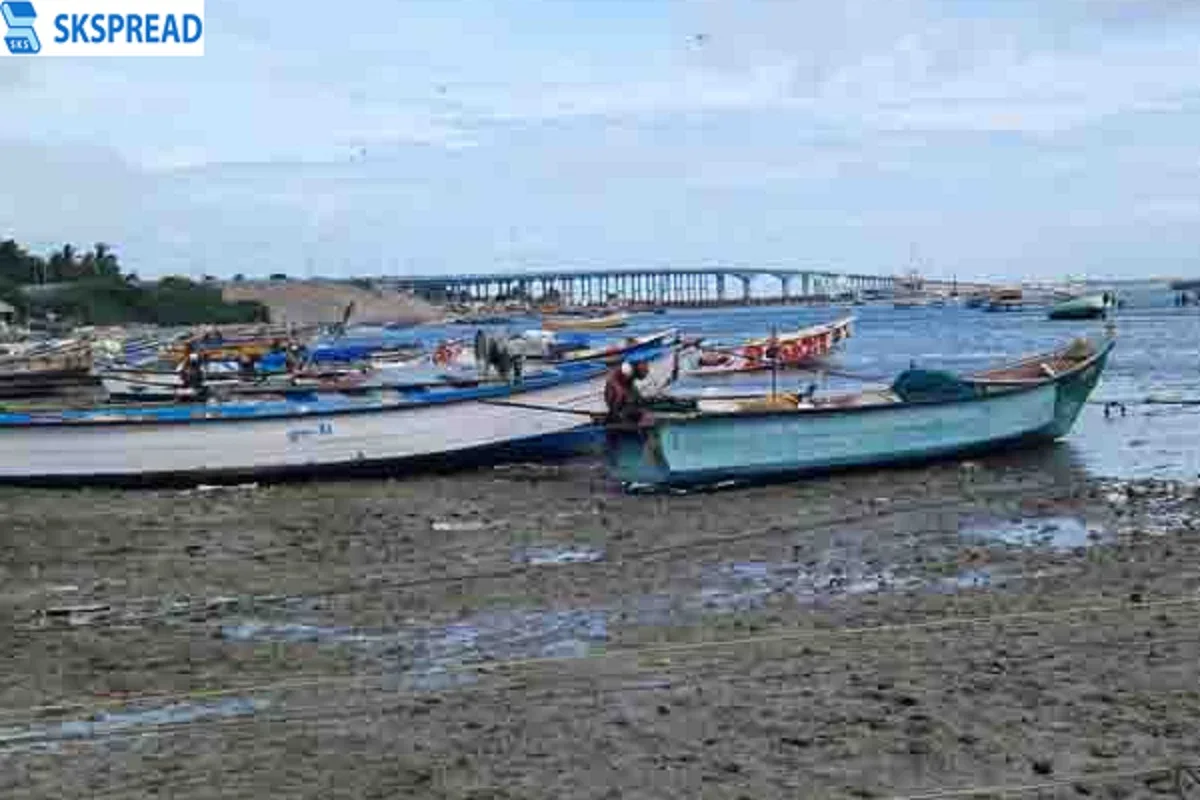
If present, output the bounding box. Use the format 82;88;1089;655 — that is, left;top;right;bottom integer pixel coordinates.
775;274;789;302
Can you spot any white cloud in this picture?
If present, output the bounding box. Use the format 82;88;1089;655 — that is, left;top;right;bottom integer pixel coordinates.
3;0;1200;279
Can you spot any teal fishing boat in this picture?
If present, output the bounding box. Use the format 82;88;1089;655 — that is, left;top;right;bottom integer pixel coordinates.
1047;292;1112;320
607;335;1114;490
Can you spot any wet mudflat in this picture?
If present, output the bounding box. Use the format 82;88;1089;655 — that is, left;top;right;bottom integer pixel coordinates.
2;448;1200;798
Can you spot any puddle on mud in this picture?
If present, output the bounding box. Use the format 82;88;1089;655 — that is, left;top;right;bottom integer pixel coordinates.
687;560;912;614
431;519;488;533
514;545;605;565
0;697;263;753
222;609;609;691
959;515;1109;551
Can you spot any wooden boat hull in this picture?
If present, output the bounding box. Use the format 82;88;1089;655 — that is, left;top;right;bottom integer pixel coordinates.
0;368;98;399
0;341;96;398
607;339;1112;489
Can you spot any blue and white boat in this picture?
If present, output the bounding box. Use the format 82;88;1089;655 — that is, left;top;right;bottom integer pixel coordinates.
607;335;1113;490
0;331;675;486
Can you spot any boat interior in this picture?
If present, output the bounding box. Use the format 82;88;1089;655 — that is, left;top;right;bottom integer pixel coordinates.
679;338;1100;416
969;338;1096;384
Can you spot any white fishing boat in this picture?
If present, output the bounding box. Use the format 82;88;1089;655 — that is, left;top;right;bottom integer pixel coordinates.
0;332;676;485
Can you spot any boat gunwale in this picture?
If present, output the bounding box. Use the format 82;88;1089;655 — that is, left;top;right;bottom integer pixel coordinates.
641;337;1113;424
741;315;855;347
0;331;673;428
0;365;605;429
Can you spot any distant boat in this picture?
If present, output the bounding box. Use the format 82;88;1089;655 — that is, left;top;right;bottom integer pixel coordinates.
893;296;930;309
606;335;1114;490
542;312;628;331
985;287;1025;312
964;292;990;309
451;314;519;325
1047;293;1111;321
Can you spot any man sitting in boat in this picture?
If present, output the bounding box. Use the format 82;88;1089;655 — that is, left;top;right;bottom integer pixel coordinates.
180;353;208;400
605;360;653;426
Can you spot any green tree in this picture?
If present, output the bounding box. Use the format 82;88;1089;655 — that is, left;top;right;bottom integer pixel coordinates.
1;237;268;325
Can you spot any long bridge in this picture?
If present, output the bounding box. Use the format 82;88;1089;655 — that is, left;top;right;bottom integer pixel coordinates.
384;267;980;307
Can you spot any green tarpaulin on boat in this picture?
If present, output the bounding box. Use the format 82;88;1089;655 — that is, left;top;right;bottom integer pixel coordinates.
891;369;977;403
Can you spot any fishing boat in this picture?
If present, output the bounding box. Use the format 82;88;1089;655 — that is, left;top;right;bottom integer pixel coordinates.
963;291;990;309
0;333;675;486
95;333;659;403
893;294;931;309
0;340;96;399
606;334;1113;490
1047;292;1112;321
985;287;1025;312
541;312;628;331
679;317;853;377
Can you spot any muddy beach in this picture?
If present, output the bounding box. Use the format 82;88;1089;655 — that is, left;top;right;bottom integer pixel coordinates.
2;447;1200;799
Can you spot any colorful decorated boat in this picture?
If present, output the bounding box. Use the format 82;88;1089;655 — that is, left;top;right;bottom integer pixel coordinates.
607;334;1113;490
679;316;853;377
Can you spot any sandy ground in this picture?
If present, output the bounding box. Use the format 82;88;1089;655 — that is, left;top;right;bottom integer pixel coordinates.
2;447;1200;798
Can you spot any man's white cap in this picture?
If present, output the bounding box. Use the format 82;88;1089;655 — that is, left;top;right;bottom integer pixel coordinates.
620;361;634;377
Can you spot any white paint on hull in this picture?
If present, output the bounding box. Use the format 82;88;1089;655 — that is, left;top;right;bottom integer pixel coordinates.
0;375;609;480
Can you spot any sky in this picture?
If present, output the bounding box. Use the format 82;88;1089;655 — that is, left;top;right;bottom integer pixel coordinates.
2;0;1200;281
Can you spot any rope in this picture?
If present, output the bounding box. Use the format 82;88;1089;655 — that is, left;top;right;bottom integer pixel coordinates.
476;398;601;418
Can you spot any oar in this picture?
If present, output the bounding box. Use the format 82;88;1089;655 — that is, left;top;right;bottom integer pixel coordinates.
478;398;604;419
